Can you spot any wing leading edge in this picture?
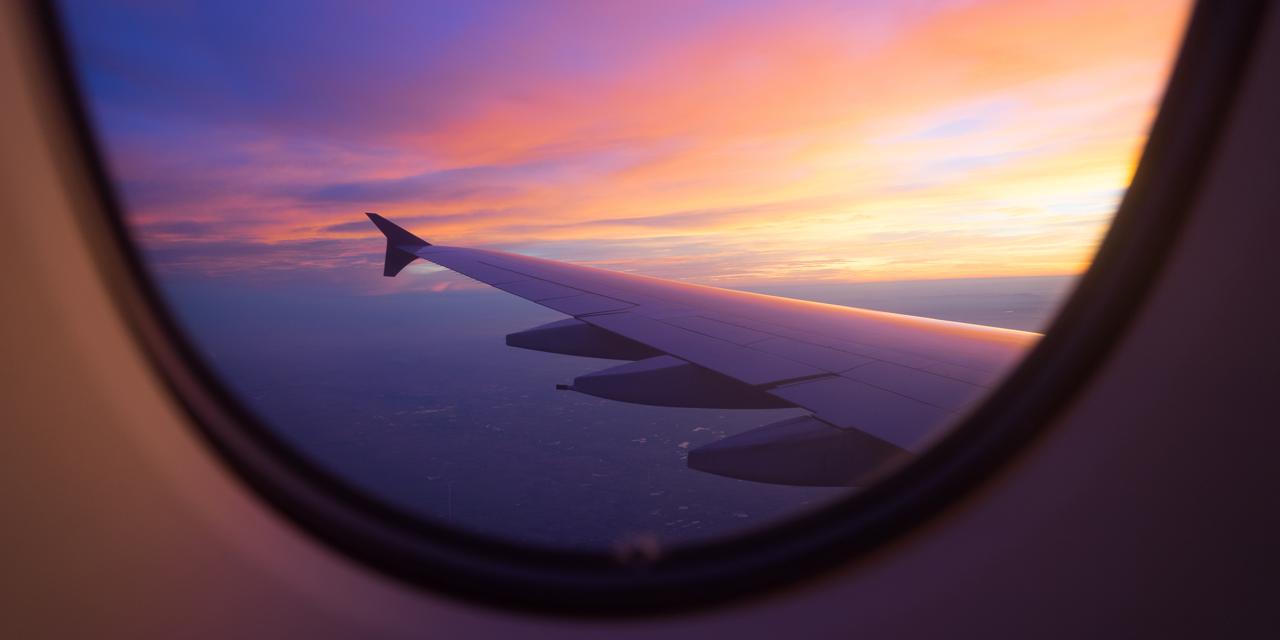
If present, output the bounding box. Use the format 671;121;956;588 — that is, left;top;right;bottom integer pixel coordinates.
366;213;1040;486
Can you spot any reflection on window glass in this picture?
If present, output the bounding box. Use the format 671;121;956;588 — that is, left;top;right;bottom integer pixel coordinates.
59;1;1188;551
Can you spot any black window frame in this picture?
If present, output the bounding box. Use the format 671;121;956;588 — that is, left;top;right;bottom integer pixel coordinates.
27;0;1271;616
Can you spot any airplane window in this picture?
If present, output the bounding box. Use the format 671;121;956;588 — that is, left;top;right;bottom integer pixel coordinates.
48;0;1200;610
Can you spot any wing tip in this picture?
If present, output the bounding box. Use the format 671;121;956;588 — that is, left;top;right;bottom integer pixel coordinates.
366;212;430;277
365;212;431;248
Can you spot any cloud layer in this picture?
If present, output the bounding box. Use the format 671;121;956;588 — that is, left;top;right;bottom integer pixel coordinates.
63;0;1189;291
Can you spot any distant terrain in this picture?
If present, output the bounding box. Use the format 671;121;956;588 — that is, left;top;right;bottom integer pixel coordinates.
161;273;1075;551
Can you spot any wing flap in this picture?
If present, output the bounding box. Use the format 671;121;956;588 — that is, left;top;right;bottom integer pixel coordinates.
492;278;584;301
662;315;775;345
769;376;952;452
748;336;875;373
540;293;633;316
586;312;826;386
841;360;983;412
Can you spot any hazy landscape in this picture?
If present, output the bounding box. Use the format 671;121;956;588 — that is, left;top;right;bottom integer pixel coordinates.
160;271;1074;551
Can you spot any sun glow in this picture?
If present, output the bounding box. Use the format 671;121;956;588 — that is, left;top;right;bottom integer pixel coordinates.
75;0;1190;290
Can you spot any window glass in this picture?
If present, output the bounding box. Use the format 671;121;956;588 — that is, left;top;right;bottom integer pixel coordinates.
58;0;1189;551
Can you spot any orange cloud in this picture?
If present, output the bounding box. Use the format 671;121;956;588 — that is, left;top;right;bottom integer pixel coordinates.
101;0;1191;288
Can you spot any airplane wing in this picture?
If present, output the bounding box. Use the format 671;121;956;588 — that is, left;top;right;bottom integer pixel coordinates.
367;213;1039;486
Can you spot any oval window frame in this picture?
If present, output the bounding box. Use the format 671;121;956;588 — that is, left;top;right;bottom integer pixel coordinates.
26;0;1271;616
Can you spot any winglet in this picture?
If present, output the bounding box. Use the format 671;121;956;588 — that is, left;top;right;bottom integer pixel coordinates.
366;212;430;277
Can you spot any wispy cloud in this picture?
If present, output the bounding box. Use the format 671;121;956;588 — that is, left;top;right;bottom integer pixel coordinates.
65;0;1190;291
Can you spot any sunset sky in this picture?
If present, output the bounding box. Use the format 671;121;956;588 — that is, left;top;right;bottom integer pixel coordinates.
54;0;1195;547
64;0;1190;293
